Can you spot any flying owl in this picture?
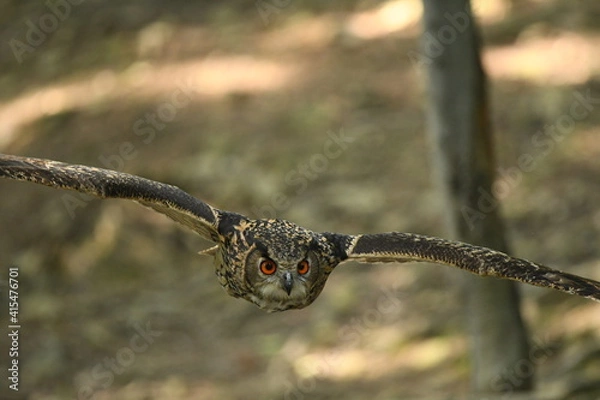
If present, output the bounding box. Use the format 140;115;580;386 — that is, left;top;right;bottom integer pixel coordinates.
1;154;599;312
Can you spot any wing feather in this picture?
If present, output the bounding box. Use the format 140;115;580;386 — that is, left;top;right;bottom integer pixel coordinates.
344;232;600;303
0;154;221;241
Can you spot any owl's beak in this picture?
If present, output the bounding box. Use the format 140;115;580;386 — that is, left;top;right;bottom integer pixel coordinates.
282;272;294;295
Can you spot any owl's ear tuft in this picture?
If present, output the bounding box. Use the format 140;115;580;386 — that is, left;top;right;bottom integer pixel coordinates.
216;211;249;236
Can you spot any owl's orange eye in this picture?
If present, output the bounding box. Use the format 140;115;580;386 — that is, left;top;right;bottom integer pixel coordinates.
259;259;277;275
297;260;310;275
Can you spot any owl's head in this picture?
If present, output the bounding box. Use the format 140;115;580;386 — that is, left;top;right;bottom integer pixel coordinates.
214;218;344;312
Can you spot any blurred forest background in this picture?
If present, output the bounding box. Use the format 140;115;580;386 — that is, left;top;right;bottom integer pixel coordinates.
1;0;600;399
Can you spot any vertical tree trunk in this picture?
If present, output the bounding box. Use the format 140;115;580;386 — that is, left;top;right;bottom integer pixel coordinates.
421;0;532;393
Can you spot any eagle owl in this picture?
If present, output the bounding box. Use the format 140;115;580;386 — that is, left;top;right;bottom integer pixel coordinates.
1;154;599;312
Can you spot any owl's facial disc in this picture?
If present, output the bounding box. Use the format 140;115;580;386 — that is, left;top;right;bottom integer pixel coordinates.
258;255;311;297
245;252;316;311
223;219;336;312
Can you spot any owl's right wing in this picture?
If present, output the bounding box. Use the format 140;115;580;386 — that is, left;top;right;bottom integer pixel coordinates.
0;154;224;242
337;232;600;303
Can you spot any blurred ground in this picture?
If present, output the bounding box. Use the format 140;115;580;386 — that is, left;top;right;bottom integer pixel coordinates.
0;0;599;399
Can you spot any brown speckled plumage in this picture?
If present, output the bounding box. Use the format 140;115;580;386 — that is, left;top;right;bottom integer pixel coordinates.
1;153;599;311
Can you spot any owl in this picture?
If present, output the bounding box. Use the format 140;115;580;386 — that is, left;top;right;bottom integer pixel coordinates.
1;154;599;312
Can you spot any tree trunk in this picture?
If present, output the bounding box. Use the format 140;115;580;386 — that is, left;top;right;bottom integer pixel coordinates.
421;0;532;393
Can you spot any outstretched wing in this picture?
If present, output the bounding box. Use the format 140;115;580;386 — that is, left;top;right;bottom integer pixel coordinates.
0;154;222;242
340;232;600;303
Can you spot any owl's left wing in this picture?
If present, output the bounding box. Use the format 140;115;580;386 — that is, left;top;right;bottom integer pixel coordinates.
0;154;223;242
338;232;600;303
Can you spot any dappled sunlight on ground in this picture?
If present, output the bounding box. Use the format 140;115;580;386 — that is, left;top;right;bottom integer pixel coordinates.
0;56;300;147
259;15;339;51
294;336;465;382
344;0;422;40
484;31;600;85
